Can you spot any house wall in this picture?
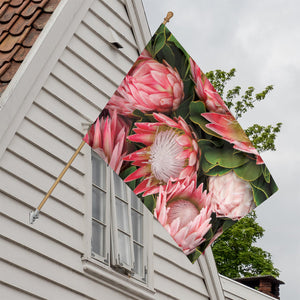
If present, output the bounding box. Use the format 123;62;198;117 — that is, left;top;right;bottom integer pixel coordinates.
221;276;279;300
0;1;213;299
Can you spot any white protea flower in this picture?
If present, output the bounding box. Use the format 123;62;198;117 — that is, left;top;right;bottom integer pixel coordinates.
123;113;199;196
208;171;255;220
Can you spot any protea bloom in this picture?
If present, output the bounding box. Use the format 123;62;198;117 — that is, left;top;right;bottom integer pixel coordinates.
208;171;255;220
190;57;228;114
106;54;184;116
154;175;212;255
83;110;130;174
123;113;199;196
202;112;263;164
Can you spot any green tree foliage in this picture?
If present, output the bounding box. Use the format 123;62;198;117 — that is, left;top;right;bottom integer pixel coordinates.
206;69;281;278
212;212;280;278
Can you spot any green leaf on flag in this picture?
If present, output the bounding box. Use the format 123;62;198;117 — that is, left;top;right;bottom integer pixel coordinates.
262;165;271;183
234;160;263;182
189;101;222;138
205;166;232;176
251;175;278;206
205;147;249;169
120;166;137;190
154;32;166;56
143;194;156;213
187;248;202;263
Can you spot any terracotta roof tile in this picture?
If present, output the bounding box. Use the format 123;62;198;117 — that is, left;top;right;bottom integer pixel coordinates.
0;0;61;95
0;0;29;22
0;30;8;42
21;0;47;18
0;26;30;51
0;3;9;18
33;10;49;29
0;5;16;22
0;61;10;76
10;0;24;6
0;0;10;7
43;0;58;13
0;13;17;35
21;26;38;47
10;9;40;35
0;59;20;81
13;43;29;61
0;43;20;66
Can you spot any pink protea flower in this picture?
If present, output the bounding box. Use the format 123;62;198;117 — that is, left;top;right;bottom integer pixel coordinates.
208;171;255;220
190;57;228;114
201;112;263;164
83;110;130;174
123;113;199;196
106;55;184;116
154;175;212;255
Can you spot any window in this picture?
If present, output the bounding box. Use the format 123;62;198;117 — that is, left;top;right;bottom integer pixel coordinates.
91;150;148;282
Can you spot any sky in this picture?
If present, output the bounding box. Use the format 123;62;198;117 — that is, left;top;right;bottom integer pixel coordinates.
142;1;300;299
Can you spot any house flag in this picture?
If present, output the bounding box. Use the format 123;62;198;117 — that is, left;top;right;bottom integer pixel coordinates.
84;24;278;263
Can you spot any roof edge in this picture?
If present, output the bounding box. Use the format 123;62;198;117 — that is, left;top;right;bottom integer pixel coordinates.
198;247;225;300
0;0;94;160
220;275;279;300
125;0;151;53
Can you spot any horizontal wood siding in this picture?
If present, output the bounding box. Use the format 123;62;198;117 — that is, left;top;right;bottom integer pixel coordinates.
0;0;213;299
221;276;277;300
0;0;139;298
153;220;210;299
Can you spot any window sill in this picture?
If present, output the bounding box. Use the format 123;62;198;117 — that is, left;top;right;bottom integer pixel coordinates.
82;258;156;300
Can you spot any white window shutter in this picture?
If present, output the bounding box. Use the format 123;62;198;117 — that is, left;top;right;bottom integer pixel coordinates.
110;170;135;273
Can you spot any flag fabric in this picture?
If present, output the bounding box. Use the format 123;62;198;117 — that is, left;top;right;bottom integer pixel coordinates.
84;24;278;262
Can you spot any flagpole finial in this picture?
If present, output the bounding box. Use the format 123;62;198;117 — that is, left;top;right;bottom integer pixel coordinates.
163;11;173;25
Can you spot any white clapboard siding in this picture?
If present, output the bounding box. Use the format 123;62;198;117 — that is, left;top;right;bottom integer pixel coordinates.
101;0;131;24
221;276;277;300
7;135;84;191
0;0;225;299
76;22;134;72
34;89;89;136
1;196;84;253
43;74;100;123
83;9;138;63
52;61;110;111
1;208;84;271
0;260;94;300
90;0;137;47
1;150;84;209
0;282;44;300
16;118;85;172
0;174;84;234
25;103;83;151
60;49;119;99
153;221;210;299
67;35;126;85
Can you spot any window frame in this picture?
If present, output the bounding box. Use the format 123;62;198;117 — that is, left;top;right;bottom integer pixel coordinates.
83;149;154;291
90;151;111;264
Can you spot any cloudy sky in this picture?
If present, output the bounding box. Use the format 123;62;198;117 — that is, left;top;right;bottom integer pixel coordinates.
142;1;300;298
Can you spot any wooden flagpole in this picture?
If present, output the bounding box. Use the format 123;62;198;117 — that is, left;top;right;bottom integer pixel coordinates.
29;140;86;224
163;11;173;25
29;12;174;224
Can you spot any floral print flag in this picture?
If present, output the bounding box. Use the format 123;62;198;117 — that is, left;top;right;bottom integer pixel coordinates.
84;24;278;263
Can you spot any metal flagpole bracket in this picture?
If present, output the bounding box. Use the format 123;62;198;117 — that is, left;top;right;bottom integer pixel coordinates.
29;209;40;224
